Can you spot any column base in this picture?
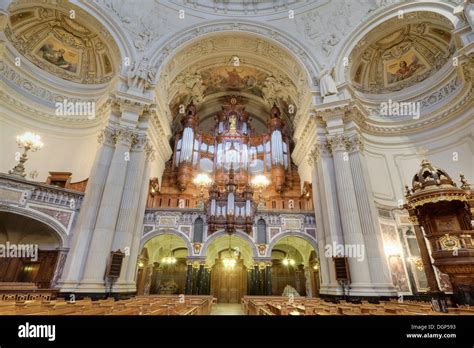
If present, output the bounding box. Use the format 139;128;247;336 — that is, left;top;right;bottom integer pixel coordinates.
319;284;345;296
74;279;108;293
57;280;80;293
346;283;399;297
368;283;399;297
111;282;137;293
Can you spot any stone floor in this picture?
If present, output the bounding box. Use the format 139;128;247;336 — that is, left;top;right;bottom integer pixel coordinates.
210;303;245;315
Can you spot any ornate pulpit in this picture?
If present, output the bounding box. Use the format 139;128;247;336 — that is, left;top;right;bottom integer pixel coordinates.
405;160;473;305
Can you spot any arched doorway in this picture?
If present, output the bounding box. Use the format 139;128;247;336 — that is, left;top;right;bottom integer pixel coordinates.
205;233;254;303
0;212;65;288
137;233;190;295
270;235;320;297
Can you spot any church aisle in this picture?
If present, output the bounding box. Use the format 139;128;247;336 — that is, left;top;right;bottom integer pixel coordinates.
210;304;245;315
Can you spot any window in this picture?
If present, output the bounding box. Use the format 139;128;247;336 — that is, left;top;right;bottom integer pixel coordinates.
193;217;204;243
257;219;267;244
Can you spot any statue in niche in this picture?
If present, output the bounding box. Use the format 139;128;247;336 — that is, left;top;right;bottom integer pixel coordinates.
229;115;237;133
318;67;338;98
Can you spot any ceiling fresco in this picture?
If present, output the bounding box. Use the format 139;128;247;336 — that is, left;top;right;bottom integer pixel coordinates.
5;6;118;84
350;12;455;94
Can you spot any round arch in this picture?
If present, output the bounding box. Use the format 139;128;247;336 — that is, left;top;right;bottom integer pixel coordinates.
202;231;256;269
200;230;259;259
268;232;318;263
0;206;69;248
139;228;192;256
333;1;463;85
149;20;321;88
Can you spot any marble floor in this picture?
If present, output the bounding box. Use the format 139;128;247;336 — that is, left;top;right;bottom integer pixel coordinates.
210;303;245;315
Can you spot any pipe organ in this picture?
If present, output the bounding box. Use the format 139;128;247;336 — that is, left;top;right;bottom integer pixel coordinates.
148;96;313;233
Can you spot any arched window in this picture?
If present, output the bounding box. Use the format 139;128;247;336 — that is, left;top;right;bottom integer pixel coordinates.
193;217;204;243
257;218;267;244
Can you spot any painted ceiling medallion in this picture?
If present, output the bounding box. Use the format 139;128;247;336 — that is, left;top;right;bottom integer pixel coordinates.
350;12;455;94
5;5;118;84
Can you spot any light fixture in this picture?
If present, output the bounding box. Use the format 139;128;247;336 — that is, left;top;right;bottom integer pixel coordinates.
161;256;177;265
193;173;213;208
161;235;177;265
282;237;296;266
138;261;144;268
251;174;270;209
9;132;44;178
313;261;320;271
282;257;296;266
222;235;237;269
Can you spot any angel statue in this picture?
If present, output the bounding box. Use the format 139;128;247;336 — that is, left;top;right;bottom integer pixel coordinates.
127;56;156;92
318;67;338;99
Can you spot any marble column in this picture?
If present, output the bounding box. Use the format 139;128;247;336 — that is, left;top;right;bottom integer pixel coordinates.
409;215;440;292
58;126;116;292
347;134;397;296
111;132;148;293
328;134;373;296
304;266;313;298
196;264;204;294
124;142;154;287
185;262;193;295
265;263;272;295
77;127;136;292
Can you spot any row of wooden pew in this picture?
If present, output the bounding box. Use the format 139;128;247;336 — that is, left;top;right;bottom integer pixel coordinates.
242;296;474;316
0;295;214;315
0;282;56;301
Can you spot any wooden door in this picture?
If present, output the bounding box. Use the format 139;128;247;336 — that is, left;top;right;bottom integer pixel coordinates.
212;259;245;303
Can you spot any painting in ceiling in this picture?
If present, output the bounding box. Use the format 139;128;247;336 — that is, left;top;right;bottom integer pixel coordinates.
5;6;118;84
200;66;269;98
349;12;454;94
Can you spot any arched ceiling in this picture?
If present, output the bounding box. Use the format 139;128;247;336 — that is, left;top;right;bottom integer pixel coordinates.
0;212;62;248
5;2;120;84
349;11;454;94
272;236;315;265
158;32;309;135
143;234;188;263
205;234;254;268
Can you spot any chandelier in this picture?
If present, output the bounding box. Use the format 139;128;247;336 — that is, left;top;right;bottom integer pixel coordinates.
222;235;237;269
193;173;213;208
282;237;296;266
161;236;177;265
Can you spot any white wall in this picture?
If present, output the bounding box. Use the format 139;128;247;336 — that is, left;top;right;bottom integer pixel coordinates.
0;110;100;183
365;111;474;207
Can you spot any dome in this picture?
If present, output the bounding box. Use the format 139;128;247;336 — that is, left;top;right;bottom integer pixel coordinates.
349;12;454;94
411;159;456;193
5;4;119;84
